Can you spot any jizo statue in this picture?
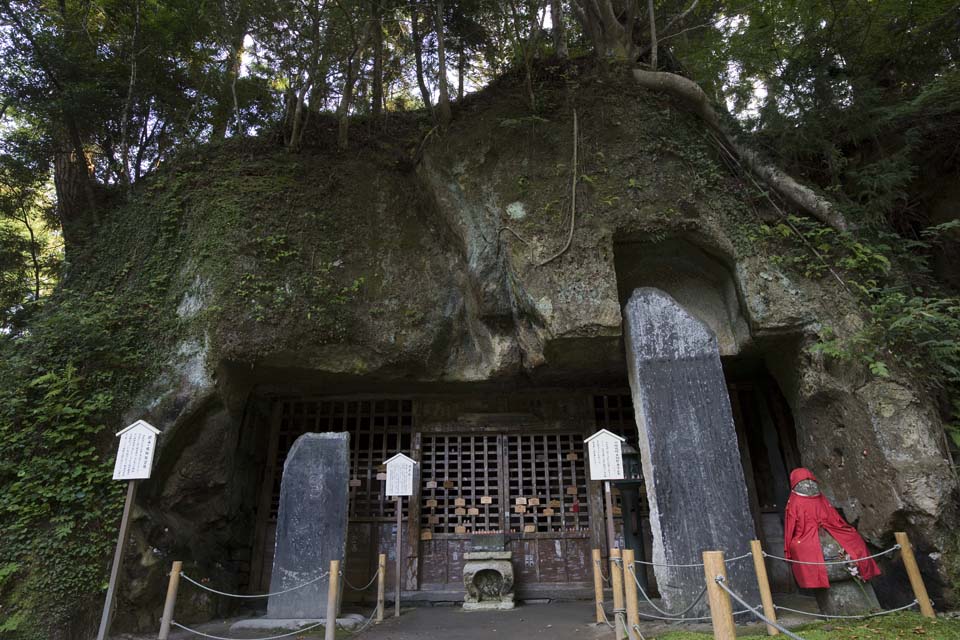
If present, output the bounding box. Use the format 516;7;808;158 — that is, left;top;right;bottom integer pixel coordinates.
784;468;881;589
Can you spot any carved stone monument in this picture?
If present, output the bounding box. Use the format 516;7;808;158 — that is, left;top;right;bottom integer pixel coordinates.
463;534;515;611
266;432;350;620
623;288;759;615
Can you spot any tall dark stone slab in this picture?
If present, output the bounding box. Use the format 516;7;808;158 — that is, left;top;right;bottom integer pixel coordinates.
266;432;350;620
624;288;760;615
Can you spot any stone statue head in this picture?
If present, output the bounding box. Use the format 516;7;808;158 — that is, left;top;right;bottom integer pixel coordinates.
790;467;821;496
794;479;820;496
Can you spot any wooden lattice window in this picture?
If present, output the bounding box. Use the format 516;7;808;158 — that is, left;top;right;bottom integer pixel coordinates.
593;393;636;445
506;434;589;534
419;435;501;534
270;399;413;522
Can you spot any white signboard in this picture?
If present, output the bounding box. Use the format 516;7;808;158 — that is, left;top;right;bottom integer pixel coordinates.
384;453;416;497
585;429;626;481
112;420;160;480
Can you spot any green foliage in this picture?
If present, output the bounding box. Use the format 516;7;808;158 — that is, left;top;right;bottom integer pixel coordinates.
656;612;960;640
760;214;960;455
0;291;169;638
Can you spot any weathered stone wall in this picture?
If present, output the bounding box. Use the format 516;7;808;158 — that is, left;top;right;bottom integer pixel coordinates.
107;69;957;628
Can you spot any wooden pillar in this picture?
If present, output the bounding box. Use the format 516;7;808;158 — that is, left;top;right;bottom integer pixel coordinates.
376;553;386;623
395;496;402;618
750;540;778;636
97;479;138;640
622;548;640;633
325;559;341;640
703;551;736;640
610;548;626;639
894;532;936;618
157;561;182;640
592;548;605;624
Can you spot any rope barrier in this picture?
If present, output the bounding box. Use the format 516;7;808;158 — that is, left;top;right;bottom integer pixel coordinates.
626;564;708;618
714;576;807;640
631;551;752;568
597;602;616;629
171;619;326;640
342;568;381;592
630;623;647;640
595;558;611;584
763;545;900;566
179;570;330;599
774;599;920;620
342;600;383;635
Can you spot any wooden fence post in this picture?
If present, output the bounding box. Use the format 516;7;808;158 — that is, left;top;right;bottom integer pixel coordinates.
157;561;182;640
703;551;736;640
750;540;778;636
894;532;936;618
377;553;387;623
610;548;626;639
325;559;340;640
592;548;605;624
622;548;640;633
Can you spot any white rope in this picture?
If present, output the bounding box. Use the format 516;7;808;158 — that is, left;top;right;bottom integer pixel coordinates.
763;545;900;566
714;576;807;640
632;550;751;568
179;570;330;598
171;619;326;640
627;564;708;618
342;568;381;592
341;600;383;634
595;559;611;584
635;607;754;622
597;602;616;629
775;599;920;619
630;623;647;640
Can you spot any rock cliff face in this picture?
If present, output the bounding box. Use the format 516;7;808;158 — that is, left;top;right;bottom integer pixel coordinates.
99;68;955;628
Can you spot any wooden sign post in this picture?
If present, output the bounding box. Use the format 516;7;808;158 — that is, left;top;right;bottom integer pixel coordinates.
97;420;160;640
585;429;626;552
384;453;416;619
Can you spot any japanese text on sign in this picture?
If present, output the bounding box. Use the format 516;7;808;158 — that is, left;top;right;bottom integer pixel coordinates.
113;428;157;480
586;430;625;480
384;453;415;496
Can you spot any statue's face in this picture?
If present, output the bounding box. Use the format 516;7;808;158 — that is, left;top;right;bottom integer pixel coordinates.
794;479;820;496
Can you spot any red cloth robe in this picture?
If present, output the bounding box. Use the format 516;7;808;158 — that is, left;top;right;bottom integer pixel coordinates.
783;468;881;589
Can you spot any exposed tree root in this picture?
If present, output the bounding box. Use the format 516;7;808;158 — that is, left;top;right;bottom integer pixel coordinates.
631;69;850;231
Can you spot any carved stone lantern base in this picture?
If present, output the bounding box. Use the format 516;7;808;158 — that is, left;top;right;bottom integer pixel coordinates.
463;551;515;611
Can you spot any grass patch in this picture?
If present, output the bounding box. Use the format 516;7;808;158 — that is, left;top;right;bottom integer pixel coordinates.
654;612;960;639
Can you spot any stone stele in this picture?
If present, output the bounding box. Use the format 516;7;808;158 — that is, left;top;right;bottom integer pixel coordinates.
623;288;760;615
266;432;350;620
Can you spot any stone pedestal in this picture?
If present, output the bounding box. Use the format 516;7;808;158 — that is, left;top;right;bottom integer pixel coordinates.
463;551;515;611
814;530;881;616
266;433;350;620
623;288;760;616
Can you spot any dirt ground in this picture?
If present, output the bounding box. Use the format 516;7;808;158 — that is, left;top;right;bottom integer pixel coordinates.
111;595;827;640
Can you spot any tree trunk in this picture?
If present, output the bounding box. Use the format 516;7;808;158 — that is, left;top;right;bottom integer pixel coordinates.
458;44;465;102
646;0;657;70
434;0;451;126
338;25;372;150
371;0;384;118
410;3;434;118
550;0;568;58
631;68;849;231
120;0;140;186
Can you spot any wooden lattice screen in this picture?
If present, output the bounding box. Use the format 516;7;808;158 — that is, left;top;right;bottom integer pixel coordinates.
506;434;589;533
270;399;414;522
418;433;590;536
419;435;501;534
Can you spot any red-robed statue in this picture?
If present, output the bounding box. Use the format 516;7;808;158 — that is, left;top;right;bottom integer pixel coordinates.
784;468;880;589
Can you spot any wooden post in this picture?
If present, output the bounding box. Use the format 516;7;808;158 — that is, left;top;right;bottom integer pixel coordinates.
157;561;182;640
895;531;936;618
623;548;640;633
610;548;626;639
395;495;403;618
604;481;617;554
376;553;386;623
750;540;778;636
592;548;605;624
97;480;138;640
325;559;341;640
703;550;736;640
